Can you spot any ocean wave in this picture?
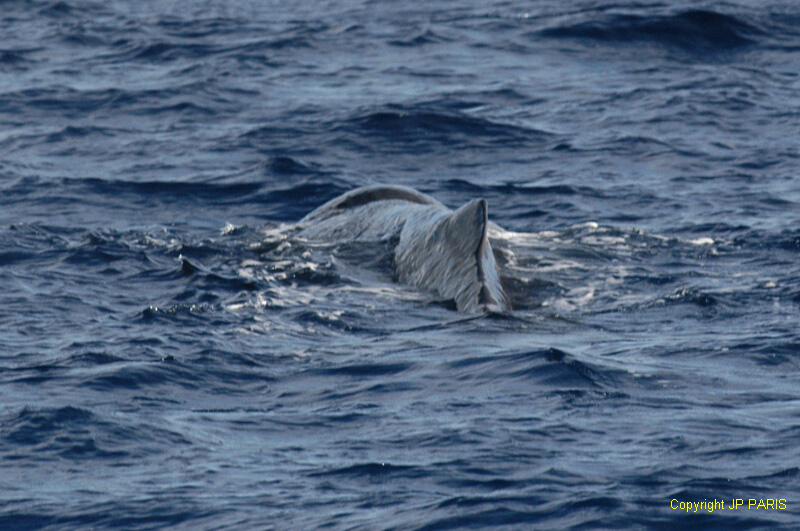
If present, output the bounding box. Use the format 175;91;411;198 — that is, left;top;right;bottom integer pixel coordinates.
336;104;552;148
388;28;452;47
309;462;423;478
312;361;413;377
95;34;313;65
2;405;190;459
266;155;323;176
65;177;263;203
446;348;626;389
539;9;763;52
441;178;598;197
0;86;211;119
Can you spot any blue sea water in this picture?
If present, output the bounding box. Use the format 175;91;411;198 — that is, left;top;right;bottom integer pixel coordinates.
2;0;799;528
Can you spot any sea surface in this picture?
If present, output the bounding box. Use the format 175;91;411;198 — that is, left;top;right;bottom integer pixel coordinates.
2;0;799;529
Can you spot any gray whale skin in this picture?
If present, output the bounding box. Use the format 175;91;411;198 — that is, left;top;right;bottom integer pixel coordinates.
298;185;510;313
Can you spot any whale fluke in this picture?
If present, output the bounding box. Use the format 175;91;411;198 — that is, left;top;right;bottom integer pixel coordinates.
297;185;510;313
395;198;508;313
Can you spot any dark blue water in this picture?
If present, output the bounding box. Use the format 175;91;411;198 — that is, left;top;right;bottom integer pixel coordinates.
2;0;799;528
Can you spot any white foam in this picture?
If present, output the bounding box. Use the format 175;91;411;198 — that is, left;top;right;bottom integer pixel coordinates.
573;221;599;231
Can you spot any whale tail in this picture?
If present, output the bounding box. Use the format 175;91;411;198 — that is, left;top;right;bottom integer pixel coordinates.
396;197;510;313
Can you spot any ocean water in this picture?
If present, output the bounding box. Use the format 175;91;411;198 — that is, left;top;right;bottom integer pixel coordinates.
2;0;799;529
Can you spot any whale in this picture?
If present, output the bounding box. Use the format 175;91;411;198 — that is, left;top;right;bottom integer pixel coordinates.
297;185;510;313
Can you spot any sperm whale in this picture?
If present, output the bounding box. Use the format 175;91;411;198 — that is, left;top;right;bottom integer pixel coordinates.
297;185;510;313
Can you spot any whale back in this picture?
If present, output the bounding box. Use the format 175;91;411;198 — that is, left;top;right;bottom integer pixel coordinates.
297;185;446;243
301;185;442;224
